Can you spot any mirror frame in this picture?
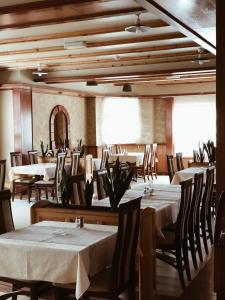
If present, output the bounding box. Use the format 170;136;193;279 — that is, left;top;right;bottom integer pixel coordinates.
49;105;70;149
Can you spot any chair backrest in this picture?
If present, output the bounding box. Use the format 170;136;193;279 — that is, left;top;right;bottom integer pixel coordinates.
96;169;110;200
189;172;204;230
110;197;141;291
28;150;38;164
214;191;225;247
55;152;67;202
100;148;110;169
10;152;22;167
116;144;123;154
201;166;215;220
193;150;200;162
70;151;80;176
151;143;158;167
0;160;6;191
167;155;175;183
70;174;86;205
0;189;14;234
143;144;151;168
176;152;184;171
175;178;193;243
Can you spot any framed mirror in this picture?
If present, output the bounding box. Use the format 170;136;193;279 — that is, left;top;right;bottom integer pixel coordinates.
49;105;70;149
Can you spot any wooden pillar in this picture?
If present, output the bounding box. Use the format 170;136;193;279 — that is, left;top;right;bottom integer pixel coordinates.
165;97;174;155
13;88;33;164
215;1;225;298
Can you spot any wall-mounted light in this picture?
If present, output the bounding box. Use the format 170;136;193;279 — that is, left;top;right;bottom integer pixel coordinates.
122;83;132;92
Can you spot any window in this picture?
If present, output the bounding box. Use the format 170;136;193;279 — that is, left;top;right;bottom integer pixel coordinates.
173;95;216;157
102;97;141;144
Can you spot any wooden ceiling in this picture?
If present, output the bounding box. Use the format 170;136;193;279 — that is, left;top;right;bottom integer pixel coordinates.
0;0;216;90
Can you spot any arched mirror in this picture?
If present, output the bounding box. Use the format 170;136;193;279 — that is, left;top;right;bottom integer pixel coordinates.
49;105;70;149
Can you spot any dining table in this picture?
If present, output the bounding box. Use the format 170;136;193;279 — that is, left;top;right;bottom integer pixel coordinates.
108;152;144;166
0;221;117;299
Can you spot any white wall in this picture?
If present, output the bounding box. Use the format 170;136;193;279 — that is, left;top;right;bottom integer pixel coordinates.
0;90;14;183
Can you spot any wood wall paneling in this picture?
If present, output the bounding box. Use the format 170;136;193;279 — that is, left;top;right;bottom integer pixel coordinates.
165;97;174;155
13;88;33;164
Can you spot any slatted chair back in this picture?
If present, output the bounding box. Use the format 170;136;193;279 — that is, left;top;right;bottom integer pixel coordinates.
143;144;151;169
116;144;123;154
193;150;200;163
28;150;38;164
214;191;225;247
110;197;141;292
201;167;215;220
0;160;6;191
55;152;67;202
175;178;193;244
70;174;86;205
85;154;93;182
151;143;158;168
0;190;14;234
176;152;184;171
100;148;109;169
70;151;80;176
190;172;204;229
167;155;175;183
96;169;110;200
10;152;22;167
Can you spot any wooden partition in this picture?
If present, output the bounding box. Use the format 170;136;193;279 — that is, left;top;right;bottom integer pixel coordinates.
30;201;156;300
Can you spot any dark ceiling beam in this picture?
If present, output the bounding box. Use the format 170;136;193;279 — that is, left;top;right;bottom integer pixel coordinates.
136;0;216;55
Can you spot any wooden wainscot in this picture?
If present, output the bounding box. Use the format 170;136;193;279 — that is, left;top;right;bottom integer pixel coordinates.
30;201;156;300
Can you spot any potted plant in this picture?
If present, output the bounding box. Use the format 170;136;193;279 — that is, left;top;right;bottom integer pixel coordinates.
75;139;85;157
38;140;54;163
203;139;216;165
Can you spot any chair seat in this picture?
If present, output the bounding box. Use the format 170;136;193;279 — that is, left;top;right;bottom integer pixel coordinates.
35;180;55;186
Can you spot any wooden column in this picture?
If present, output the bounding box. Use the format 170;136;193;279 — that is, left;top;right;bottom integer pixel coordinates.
215;1;225;298
13;88;33;164
165;97;174;155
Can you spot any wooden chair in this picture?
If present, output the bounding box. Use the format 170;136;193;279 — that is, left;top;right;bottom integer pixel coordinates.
85;154;93;182
70;151;80;176
149;143;158;179
100;148;110;169
0;189;47;300
188;172;204;269
176;152;184;171
10;152;35;203
200;166;215;254
0;160;6;191
167;155;175;183
28;150;38;164
157;178;193;289
54;197;141;300
135;144;150;182
35;152;66;202
193;150;200;162
116;144;123;154
70;174;86;205
96;169;110;200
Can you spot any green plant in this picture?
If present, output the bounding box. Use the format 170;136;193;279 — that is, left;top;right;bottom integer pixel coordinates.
40;140;49;157
198;142;205;163
105;158;133;210
203;139;216;164
75;138;85;157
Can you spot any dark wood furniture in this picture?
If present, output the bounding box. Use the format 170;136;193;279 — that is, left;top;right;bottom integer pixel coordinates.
100;148;110;169
166;155;175;183
188;172;204;269
136;144;150;182
54;197;141;300
96;169;110;200
10;152;35;203
70;174;86;205
0;160;6;191
176;152;184;171
200;166;215;254
70;151;80;176
156;178;193;289
149;143;158;179
35;152;66;202
28;150;38;164
0;189;46;300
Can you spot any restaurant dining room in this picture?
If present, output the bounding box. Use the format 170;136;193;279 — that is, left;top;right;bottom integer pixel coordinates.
0;0;224;300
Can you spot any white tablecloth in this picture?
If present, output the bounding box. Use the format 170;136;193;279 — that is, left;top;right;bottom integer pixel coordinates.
9;163;71;182
0;221;117;299
108;152;144;166
93;183;181;230
171;167;208;185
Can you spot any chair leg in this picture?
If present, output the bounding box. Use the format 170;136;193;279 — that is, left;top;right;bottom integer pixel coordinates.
28;186;31;203
12;283;18;300
183;241;191;281
30;285;39;300
201;219;209;254
176;249;186;289
195;225;203;262
206;215;214;244
189;232;198;270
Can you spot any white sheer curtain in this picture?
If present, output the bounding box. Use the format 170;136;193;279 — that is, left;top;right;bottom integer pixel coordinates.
173;95;216;157
102;97;141;144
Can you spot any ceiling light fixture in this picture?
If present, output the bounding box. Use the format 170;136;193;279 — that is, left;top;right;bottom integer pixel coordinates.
32;63;48;77
122;83;132;92
191;48;211;65
125;13;152;34
86;80;98;86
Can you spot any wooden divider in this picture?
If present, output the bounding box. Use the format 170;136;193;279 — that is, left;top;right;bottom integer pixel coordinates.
30;201;156;300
